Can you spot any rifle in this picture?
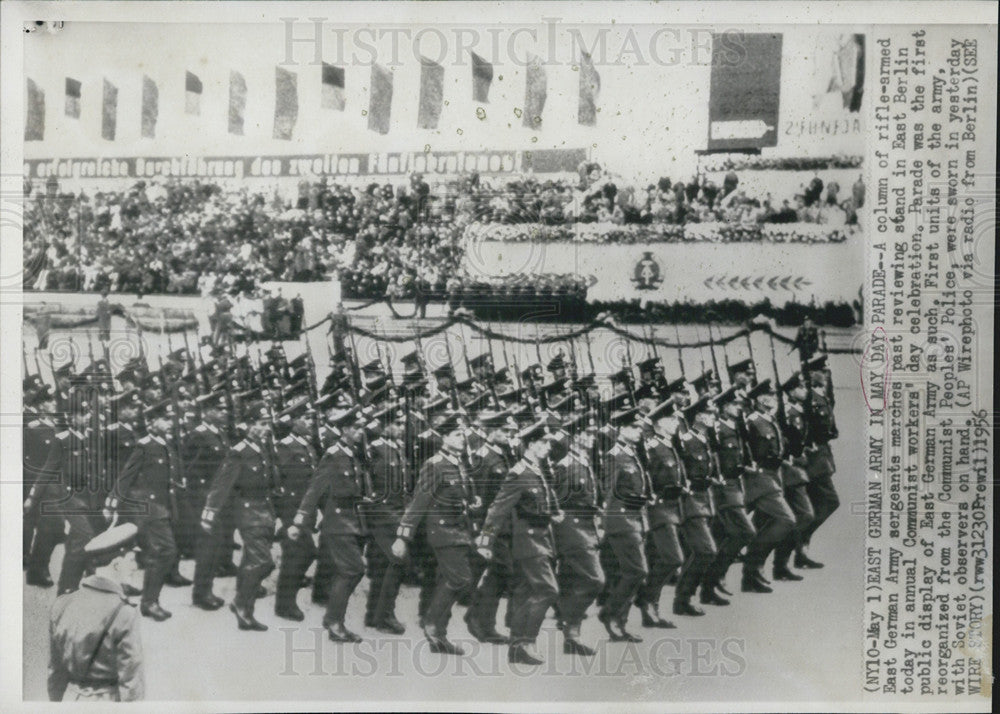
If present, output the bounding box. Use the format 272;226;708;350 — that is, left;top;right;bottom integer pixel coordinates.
442;331;461;409
565;327;580;382
166;383;187;521
622;332;637;406
22;344;29;379
534;323;544;367
345;323;364;405
512;355;535;416
706;322;722;387
745;329;759;386
68;336;79;372
263;391;285;498
194;333;212;395
302;331;323;453
768;331;787;431
693;325;708;380
672;323;687;380
33;347;43;384
820;329;829;353
583;329;596;375
712;323;732;386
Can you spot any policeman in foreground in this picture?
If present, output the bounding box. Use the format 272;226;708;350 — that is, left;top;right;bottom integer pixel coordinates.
48;523;145;702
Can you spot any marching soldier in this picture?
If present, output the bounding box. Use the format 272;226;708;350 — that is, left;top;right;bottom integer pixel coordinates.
48;523;144;702
742;380;796;593
465;411;515;645
288;410;369;642
634;399;684;628
597;407;650;642
362;409;409;634
477;420;562;665
184;400;230;610
109;416;181;621
702;387;757;601
24;410;61;587
798;357;840;568
273;411;318;621
392;414;475;656
201;423;277;631
772;374;815;581
673;396;720;617
551;414;605;655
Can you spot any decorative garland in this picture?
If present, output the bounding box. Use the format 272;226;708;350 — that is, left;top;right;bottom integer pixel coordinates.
464;221;855;245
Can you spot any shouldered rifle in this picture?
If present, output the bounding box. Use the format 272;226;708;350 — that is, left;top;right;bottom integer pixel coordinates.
85;330;96;367
706;323;722;387
768;331;788;432
302;333;323;454
33;347;43;384
442;331;460;409
167;384;186;520
713;323;732;387
459;322;474;383
745;327;758;384
622;334;637;406
672;323;686;380
583;329;596;375
263;391;285;498
565;327;580;382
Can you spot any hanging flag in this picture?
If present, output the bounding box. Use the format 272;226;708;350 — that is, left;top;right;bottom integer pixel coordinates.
321;63;345;110
273;66;298;140
471;52;493;103
101;79;117;141
417;57;444;130
65;77;81;119
229;71;247;135
185;71;202;115
141;76;158;139
368;64;392;135
523;55;547;130
578;51;600;126
25;79;45;141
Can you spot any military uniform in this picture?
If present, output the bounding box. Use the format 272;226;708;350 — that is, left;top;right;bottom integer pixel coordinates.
704;416;757;591
293;441;367;629
636;434;685;614
800;388;840;549
203;438;276;620
113;434;180;609
552;449;604;640
181;423;229;602
479;457;560;649
673;428;719;607
23;416;62;585
773;401;815;574
396;449;475;639
465;440;513;636
362;434;408;628
743;412;796;578
273;433;317;615
48;575;144;702
599;441;650;625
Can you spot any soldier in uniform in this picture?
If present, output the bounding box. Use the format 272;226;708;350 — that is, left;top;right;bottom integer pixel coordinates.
742;380;797;593
702;387;757;602
96;289;112;343
392;414;475;655
673;396;720;616
109;415;181;621
185;400;230;610
362;407;409;634
772;374;815;581
24;410;61;587
288;409;370;642
273;410;318;621
597;407;650;642
477;420;561;665
790;317;819;363
634;399;684;628
551;413;605;655
797;357;840;568
201;423;277;631
464;411;515;645
48;524;144;702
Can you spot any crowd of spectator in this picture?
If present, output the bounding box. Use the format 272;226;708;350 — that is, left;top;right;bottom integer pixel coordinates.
23;161;864;300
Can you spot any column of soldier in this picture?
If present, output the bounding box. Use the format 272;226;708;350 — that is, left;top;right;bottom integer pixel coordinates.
23;321;839;667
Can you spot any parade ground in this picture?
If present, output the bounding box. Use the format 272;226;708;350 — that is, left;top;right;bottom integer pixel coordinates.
21;299;867;703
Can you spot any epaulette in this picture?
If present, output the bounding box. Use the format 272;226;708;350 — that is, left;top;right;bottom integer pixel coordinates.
371;437;386;447
56;430;71;441
325;443;345;455
137;434;152;444
607;443;625;456
279;435;296;445
233;441;248;452
679;431;694;441
510;461;527;475
746;412;765;422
